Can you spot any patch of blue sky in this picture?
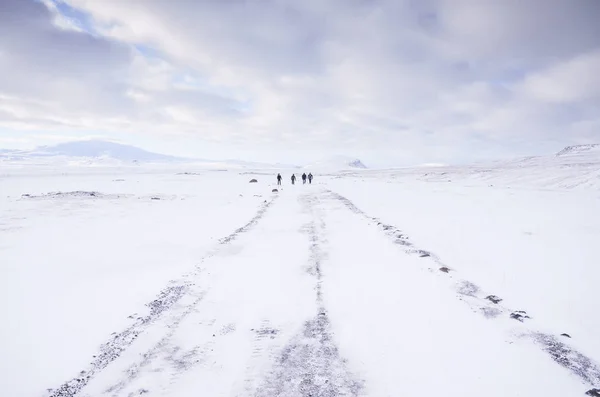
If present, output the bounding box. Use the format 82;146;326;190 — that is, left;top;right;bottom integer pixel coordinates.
171;71;254;113
38;0;97;34
129;42;254;114
133;43;164;59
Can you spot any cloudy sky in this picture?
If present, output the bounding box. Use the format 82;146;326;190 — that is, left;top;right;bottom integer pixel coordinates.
0;0;599;166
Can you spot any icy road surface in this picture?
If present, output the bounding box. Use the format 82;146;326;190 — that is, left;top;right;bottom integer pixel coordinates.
1;169;599;397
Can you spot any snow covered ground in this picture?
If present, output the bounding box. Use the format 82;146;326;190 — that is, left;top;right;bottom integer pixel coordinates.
1;146;600;396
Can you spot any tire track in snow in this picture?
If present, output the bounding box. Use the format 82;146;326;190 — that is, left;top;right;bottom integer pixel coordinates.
327;189;600;390
253;193;363;397
100;292;209;396
241;319;286;395
45;197;278;397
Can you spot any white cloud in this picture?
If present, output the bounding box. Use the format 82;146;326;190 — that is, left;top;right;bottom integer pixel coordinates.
520;50;600;103
0;0;599;165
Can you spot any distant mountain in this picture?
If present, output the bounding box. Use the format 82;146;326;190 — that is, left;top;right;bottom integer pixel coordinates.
222;159;300;169
346;159;367;169
35;140;184;162
0;140;191;164
305;155;367;171
0;140;367;170
0;140;300;169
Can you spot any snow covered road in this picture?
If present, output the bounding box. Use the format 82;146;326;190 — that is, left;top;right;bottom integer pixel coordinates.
39;186;599;397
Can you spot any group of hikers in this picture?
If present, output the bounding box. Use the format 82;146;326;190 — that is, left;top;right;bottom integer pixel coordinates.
276;172;313;185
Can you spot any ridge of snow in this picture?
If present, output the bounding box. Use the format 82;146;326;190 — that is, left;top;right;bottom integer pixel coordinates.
556;144;600;156
367;144;600;190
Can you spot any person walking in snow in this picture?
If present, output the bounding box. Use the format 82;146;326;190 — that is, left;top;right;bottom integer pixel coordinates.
277;173;282;185
291;174;296;185
308;173;313;184
302;173;307;184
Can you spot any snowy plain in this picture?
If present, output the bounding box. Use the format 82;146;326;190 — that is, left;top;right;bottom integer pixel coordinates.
1;145;600;397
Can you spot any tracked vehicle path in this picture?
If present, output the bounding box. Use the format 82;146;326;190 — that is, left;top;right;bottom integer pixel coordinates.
44;188;598;397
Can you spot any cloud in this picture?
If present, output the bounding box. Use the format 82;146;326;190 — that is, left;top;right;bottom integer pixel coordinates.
1;0;599;165
0;0;132;122
520;50;600;103
437;0;600;62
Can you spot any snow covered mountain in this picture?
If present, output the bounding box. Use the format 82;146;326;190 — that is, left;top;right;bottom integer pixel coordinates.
0;140;364;171
305;155;367;171
220;159;300;170
39;140;183;162
0;140;299;169
0;140;185;164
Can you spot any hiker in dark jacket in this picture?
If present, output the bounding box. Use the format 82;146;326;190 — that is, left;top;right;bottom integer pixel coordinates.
291;174;296;185
302;173;307;184
277;173;282;185
308;173;313;184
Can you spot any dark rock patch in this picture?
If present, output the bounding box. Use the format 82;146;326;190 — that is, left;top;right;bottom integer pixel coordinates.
272;189;279;193
586;389;600;396
561;333;572;338
510;311;530;322
533;333;600;386
249;179;258;183
485;295;502;304
21;191;110;200
252;327;279;339
439;267;451;273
